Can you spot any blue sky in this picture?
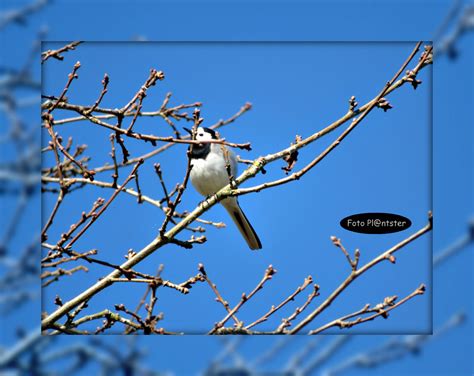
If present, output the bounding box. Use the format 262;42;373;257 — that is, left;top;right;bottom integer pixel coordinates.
1;0;473;375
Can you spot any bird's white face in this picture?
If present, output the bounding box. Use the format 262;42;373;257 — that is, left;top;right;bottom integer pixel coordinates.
194;127;214;142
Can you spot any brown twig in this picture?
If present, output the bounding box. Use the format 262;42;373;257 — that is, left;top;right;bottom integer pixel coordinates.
134;169;143;204
62;160;143;251
198;264;242;327
58;309;142;334
120;68;165;114
88;102;251;175
42;175;224;229
46;61;81;113
168;235;207;249
41;114;67;241
48;99;201;126
42;176;161;209
42;197;104;260
85;73;109;115
308;284;426;334
158;108;201;237
277;284;320;332
54;134;95;181
110;273;205;295
42;249;98;268
43;99;252;150
154;163;171;206
289;213;432;334
144;285;160;333
114;131;130;163
123;265;164;334
245;275;313;330
108;134;119;188
41;185;65;242
282;135;301;174
41;265;88;287
330;236;360;271
208;102;253;128
348;95;358;112
233;42;428;197
210;265;277;334
41;41;82;63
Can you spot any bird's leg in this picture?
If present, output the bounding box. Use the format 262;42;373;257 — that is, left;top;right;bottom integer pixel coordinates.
198;195;212;209
199;193;219;209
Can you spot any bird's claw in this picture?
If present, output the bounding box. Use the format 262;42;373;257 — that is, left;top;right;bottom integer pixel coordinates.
199;194;218;209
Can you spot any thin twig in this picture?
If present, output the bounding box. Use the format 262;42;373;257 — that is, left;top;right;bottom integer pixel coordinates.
62;160;143;250
210;265;277;334
41;41;82;63
245;275;313;330
308;284;426;334
46;61;81;113
85;73;109;115
198;264;242;326
289;214;432;334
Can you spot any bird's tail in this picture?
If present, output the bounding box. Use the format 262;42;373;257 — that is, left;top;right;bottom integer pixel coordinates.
222;197;262;250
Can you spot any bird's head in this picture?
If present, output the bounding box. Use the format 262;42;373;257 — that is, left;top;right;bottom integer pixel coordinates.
184;127;218;142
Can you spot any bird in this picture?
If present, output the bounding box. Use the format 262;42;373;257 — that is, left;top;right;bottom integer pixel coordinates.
184;126;262;250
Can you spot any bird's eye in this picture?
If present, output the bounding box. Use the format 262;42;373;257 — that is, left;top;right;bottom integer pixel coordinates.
199;133;203;137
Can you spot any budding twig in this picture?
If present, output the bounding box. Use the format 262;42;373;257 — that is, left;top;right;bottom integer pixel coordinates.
41;41;82;63
308;284;426;334
89;102;252;173
85;73;109;115
289;213;432;334
277;283;320;332
41;265;88;287
330;236;360;271
108;134;119;188
59;160;143;253
210;265;276;334
233;42;428;197
245;275;313;330
158;108;201;237
199;264;242;327
46;61;81;113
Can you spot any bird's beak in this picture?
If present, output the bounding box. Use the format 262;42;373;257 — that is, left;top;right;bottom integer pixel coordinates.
183;127;193;136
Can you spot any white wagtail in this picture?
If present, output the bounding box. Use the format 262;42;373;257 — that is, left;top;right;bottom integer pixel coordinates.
184;126;262;250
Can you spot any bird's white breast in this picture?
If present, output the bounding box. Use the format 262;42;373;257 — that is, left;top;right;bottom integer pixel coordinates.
190;145;237;196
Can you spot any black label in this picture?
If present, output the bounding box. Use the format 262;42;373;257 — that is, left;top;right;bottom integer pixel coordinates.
340;213;412;234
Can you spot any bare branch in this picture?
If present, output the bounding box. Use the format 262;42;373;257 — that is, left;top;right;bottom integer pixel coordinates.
210;265;277;334
41;41;82;63
308;284;426;334
245;275;313;330
289;213;432;334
